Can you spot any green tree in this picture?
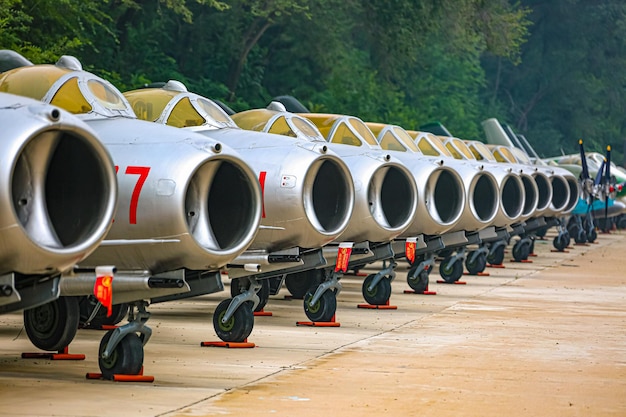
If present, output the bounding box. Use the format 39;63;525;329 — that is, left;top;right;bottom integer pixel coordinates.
484;0;626;163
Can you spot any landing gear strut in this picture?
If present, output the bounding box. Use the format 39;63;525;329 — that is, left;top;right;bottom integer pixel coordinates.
303;269;341;322
552;218;570;251
487;240;507;265
230;278;270;312
406;253;435;292
213;277;260;342
439;249;466;283
465;246;489;275
512;236;533;262
98;301;151;380
213;299;254;342
79;296;129;329
361;259;396;305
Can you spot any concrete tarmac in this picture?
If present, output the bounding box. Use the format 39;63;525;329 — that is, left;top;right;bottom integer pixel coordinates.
1;230;625;416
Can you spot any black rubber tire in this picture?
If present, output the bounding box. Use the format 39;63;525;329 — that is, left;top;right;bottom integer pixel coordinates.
487;244;505;265
303;288;337;322
24;296;80;352
213;299;254;342
285;269;323;299
361;274;392;305
512;240;531;262
563;230;571;245
587;227;597;243
574;229;587;244
230;278;270;312
553;233;568;251
98;330;144;379
407;266;429;293
439;257;463;283
79;297;129;329
465;252;487;275
617;216;626;230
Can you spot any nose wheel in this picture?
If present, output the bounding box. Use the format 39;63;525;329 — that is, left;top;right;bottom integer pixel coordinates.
213;299;254;342
303;288;337;322
362;274;392;305
512;238;532;262
465;251;487;275
302;269;342;322
487;241;506;265
98;330;144;379
407;268;430;293
97;301;152;380
439;256;464;283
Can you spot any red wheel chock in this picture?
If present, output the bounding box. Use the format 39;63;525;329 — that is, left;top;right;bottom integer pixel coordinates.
296;314;341;327
463;271;490;276
487;263;505;268
86;367;154;383
436;280;466;285
404;289;437;295
200;339;256;348
82;324;118;331
510;259;533;263
21;346;85;361
357;299;397;309
253;309;273;317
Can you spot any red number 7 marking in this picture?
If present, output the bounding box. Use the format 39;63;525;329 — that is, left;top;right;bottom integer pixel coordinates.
124;166;150;224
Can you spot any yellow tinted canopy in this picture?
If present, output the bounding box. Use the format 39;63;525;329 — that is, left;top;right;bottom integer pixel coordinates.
0;61;133;117
444;138;476;160
465;140;497;162
408;131;452;157
125;88;179;122
233;108;325;141
302;114;379;147
366;123;420;153
232;109;278;132
124;82;237;128
490;145;517;163
0;65;69;100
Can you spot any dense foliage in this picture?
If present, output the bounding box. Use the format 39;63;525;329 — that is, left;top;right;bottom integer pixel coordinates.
1;0;624;162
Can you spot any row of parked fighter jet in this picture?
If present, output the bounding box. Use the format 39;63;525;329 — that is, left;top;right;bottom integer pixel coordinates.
0;51;580;379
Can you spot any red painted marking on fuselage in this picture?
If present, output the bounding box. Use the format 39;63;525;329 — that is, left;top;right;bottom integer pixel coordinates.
259;171;267;218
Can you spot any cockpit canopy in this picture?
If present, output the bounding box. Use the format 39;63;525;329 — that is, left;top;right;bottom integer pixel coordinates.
124;80;238;129
231;106;326;142
406;131;453;157
440;137;476;160
465;140;497;162
301;114;381;148
490;145;519;164
0;56;135;119
366;123;421;153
